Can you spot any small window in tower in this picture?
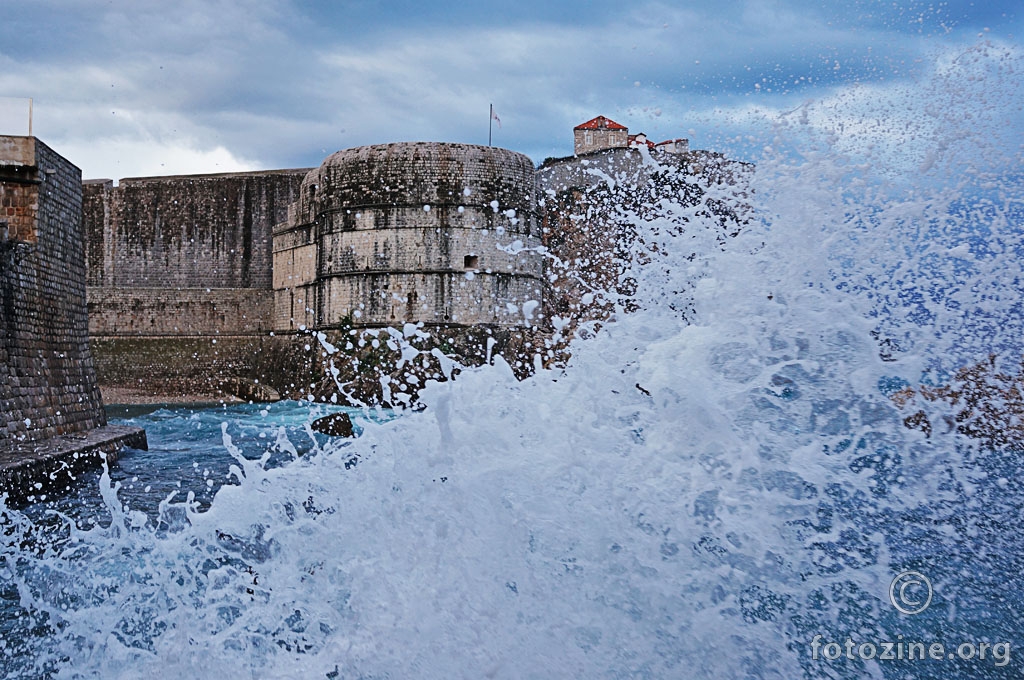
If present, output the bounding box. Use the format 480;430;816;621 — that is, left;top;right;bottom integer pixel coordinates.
464;255;479;270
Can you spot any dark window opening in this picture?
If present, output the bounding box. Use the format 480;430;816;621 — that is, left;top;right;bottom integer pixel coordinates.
464;254;479;269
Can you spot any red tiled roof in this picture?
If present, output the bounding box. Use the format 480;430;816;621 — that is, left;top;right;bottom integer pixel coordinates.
574;116;627;131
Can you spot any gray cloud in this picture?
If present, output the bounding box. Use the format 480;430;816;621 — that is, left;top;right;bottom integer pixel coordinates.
1;0;1019;178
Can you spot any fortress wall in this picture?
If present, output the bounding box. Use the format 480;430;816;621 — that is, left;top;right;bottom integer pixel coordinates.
87;287;274;336
320;271;544;327
300;143;535;231
84;170;310;290
84;169;307;338
83;169;309;398
89;335;315;398
318;204;535;235
273;283;318;332
318;227;542;276
1;137;106;442
272;219;318;331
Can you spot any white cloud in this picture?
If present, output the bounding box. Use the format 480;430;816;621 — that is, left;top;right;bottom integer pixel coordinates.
58;137;258;180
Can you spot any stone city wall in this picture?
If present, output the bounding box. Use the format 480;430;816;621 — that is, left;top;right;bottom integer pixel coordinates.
89;335;316;399
318;271;543;327
83;169;309;397
84;169;310;290
87;287;274;336
0;137;106;442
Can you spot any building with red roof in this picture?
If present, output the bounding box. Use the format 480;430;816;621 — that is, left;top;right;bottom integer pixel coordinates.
573;116;629;155
574;116;690;156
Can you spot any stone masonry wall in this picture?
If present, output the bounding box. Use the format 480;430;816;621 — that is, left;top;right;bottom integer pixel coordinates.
1;137;106;442
84;170;310;290
87;287;273;336
274;143;544;331
573;128;628;156
83;169;308;397
89;335;316;398
83;171;306;337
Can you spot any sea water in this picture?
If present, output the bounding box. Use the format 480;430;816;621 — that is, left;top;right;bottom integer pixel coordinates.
2;42;1023;679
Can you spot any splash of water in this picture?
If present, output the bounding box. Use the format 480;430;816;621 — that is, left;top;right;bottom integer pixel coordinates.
2;42;1023;679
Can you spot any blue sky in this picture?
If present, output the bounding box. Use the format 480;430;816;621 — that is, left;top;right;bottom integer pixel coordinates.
0;0;1020;179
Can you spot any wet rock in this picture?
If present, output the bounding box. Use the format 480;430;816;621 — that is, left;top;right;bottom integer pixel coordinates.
311;412;355;437
221;377;281;403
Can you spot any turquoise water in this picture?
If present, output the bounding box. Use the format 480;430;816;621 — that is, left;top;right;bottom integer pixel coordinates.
0;401;385;678
96;402;381;520
10;402;375;527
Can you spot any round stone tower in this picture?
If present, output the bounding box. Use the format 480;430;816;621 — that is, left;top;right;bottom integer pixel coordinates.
272;142;543;330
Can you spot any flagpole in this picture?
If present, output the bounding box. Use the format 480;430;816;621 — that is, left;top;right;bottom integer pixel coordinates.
489;103;492;147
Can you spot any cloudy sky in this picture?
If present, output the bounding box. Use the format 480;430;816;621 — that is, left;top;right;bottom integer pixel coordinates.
0;0;1020;179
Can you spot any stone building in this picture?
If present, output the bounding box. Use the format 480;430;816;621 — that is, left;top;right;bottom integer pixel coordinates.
1;136;107;442
273;142;543;330
573;115;628;155
573;115;690;156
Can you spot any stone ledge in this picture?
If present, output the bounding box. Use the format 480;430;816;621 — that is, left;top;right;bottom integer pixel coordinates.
0;424;148;505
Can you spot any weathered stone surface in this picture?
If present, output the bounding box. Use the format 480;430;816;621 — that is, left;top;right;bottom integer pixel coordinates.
83;144;548;400
84;170;310;290
89;335;317;400
0;424;147;505
221;376;281;403
1;136;107;443
83;170;308;340
273;142;544;330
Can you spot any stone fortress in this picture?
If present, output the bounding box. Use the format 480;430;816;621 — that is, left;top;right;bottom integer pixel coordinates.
1;113;747;493
81;115;746;401
5;113;746;414
82;142;549;400
272;143;543;331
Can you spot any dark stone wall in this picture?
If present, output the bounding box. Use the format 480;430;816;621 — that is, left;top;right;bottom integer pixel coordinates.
87;287;274;336
84;169;309;290
84;169;308;340
1;137;106;442
83;170;309;396
89;335;317;398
